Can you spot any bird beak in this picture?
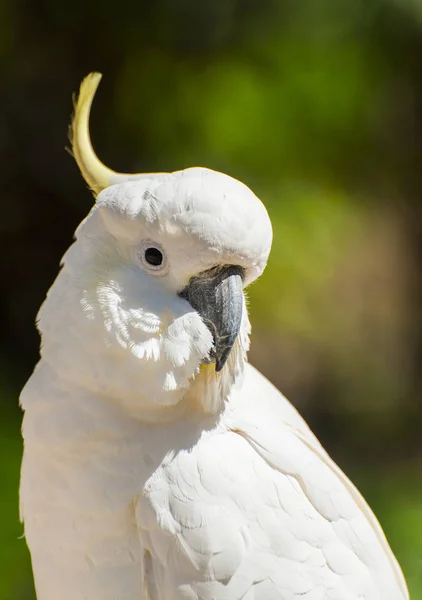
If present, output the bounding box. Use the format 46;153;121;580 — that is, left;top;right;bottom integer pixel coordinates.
179;265;244;372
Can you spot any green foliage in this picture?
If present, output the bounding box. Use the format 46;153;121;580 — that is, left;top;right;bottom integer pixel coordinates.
116;19;379;180
0;411;33;599
250;184;360;333
351;466;422;599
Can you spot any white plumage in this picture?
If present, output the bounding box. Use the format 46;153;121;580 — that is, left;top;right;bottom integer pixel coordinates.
20;73;409;600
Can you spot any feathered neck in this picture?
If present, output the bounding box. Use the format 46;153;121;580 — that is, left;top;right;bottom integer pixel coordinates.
185;312;251;414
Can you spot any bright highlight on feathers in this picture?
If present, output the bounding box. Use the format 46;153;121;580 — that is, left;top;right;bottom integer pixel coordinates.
20;73;409;600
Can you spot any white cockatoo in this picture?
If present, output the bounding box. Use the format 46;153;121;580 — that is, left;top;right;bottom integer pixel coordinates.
20;73;409;600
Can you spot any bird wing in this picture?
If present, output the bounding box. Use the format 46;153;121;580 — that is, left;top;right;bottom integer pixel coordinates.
229;364;409;599
135;364;408;600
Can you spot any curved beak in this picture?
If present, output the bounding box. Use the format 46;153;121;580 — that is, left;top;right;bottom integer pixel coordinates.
179;265;244;372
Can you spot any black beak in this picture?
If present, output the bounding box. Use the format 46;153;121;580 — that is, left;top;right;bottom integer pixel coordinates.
179;265;244;372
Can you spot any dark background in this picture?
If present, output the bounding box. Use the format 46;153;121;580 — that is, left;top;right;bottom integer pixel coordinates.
1;0;421;597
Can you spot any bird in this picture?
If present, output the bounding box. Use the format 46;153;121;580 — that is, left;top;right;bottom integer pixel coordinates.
19;72;409;600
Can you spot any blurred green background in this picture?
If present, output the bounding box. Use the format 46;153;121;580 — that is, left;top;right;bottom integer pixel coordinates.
1;0;422;597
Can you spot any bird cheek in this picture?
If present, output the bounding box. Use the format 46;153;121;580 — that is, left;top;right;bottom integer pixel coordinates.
163;313;213;371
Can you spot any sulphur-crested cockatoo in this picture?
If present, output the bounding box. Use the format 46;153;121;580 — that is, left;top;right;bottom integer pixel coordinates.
20;73;408;600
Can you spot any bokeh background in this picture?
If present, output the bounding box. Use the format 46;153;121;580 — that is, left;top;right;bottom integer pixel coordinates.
1;0;422;597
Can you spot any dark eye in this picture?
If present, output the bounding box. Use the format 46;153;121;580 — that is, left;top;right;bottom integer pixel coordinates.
139;240;167;274
145;247;163;266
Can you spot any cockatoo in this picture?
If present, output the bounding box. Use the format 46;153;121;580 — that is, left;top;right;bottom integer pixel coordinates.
20;73;409;600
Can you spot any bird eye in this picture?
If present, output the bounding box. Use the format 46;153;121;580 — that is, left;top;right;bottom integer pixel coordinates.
138;240;168;275
145;247;163;266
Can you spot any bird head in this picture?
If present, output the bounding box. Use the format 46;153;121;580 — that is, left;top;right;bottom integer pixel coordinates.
38;74;272;416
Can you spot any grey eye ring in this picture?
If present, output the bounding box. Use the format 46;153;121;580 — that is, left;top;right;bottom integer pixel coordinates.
138;240;168;275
